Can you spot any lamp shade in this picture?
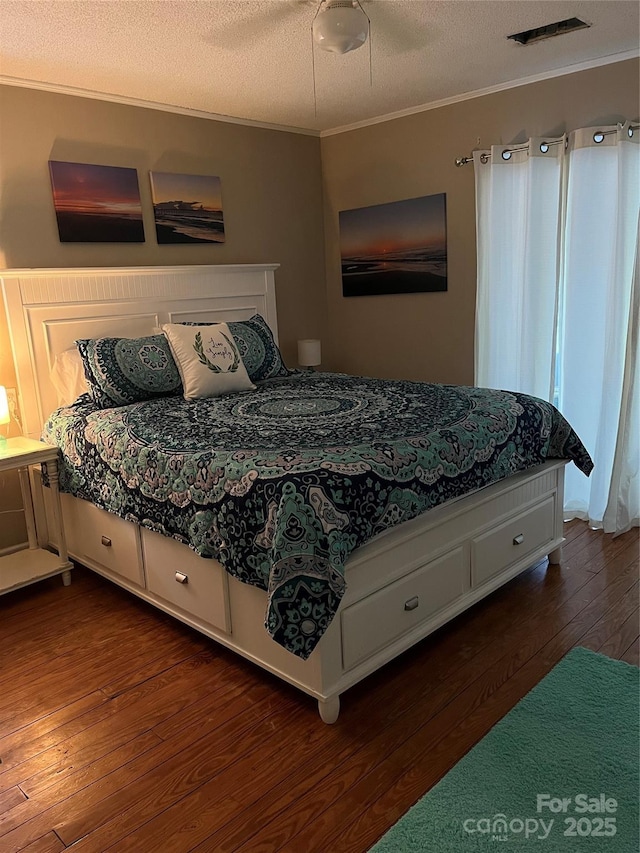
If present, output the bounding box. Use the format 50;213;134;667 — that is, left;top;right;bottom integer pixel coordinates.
0;386;9;426
298;339;322;367
312;2;368;54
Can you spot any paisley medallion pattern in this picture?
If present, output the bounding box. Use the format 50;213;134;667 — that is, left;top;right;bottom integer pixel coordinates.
43;373;593;658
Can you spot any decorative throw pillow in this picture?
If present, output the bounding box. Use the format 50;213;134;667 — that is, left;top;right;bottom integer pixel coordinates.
180;314;289;382
162;322;255;399
76;335;182;408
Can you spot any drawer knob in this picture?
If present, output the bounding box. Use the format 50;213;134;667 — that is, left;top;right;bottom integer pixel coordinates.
404;596;419;612
175;571;189;584
101;536;112;547
513;533;525;545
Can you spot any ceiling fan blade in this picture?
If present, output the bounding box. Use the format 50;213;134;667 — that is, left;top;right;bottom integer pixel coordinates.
368;0;428;55
203;1;311;50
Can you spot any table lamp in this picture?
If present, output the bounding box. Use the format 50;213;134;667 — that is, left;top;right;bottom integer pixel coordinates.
297;339;321;370
0;386;10;446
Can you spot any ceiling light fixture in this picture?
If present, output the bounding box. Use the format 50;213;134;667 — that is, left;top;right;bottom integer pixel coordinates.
312;0;369;54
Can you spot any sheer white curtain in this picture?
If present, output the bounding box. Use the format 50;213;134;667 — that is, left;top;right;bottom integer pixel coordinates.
474;139;564;400
559;124;639;532
474;122;639;535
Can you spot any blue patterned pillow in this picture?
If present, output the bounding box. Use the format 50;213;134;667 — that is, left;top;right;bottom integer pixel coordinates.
181;314;289;382
76;335;182;408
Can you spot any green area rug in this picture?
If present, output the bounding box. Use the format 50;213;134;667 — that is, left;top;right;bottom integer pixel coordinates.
370;648;639;851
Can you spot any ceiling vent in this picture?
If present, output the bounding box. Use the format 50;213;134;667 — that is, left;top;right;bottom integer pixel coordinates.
508;17;590;46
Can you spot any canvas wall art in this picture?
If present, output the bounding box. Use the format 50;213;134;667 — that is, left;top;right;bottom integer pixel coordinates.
149;172;225;244
48;161;145;243
339;193;447;297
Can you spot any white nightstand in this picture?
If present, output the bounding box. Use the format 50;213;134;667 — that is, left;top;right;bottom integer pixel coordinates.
0;437;73;594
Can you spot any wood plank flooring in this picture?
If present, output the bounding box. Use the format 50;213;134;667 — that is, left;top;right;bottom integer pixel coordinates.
0;520;638;852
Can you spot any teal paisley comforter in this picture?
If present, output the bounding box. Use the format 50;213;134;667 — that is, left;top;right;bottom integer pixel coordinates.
43;373;593;658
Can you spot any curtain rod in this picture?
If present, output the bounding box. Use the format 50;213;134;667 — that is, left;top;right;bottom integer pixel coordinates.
455;123;640;166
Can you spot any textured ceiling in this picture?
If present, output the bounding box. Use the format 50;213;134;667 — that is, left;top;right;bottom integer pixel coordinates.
0;1;638;133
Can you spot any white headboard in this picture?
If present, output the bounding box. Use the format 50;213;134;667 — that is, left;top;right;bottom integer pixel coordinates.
1;264;279;439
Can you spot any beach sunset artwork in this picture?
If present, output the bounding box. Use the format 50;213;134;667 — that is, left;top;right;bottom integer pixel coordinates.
149;172;225;244
339;194;447;297
48;161;144;242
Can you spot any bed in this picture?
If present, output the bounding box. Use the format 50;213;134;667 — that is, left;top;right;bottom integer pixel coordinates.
2;264;592;722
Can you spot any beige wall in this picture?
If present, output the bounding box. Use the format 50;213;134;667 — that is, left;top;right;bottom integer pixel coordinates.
0;85;327;549
321;58;640;385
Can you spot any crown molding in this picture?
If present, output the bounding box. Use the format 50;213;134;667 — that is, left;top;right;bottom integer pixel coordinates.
1;48;637;139
320;49;640;137
0;75;321;137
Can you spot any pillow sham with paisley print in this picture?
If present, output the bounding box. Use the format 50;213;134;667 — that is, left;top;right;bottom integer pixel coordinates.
76;334;182;408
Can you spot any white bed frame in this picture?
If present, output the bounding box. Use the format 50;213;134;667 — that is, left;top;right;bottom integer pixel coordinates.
2;265;566;723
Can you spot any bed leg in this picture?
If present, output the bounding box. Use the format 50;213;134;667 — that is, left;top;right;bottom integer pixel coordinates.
548;545;563;565
318;696;340;724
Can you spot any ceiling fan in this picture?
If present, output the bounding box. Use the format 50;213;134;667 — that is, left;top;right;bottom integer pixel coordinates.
202;1;424;114
204;1;422;58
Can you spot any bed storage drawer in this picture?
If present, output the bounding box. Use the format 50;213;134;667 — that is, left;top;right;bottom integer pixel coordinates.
471;496;555;588
61;494;144;587
341;546;466;671
142;529;231;634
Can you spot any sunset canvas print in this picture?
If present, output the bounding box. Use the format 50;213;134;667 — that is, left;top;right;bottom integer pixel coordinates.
48;161;144;242
149;172;225;244
339;193;447;297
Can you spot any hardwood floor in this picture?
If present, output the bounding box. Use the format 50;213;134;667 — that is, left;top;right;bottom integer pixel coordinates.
1;520;638;853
